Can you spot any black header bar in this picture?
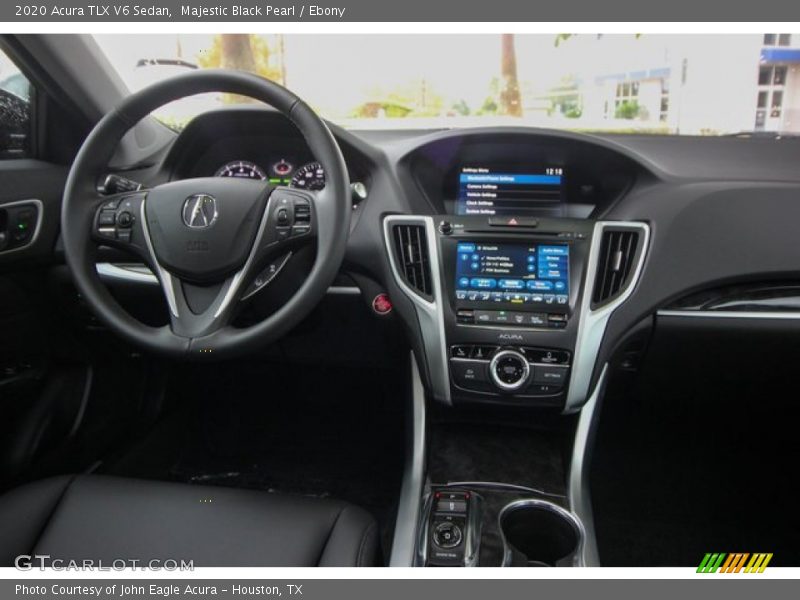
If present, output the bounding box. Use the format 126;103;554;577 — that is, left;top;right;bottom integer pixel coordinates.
2;1;800;22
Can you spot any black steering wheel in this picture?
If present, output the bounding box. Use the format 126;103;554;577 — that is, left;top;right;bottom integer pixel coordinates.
61;70;351;359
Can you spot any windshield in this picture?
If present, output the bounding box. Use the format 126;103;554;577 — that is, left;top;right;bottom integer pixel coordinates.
94;33;800;135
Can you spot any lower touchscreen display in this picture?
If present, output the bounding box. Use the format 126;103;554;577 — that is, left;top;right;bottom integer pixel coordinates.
454;241;569;307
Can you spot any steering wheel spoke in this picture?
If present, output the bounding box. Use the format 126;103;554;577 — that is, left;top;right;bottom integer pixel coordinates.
258;186;316;250
234;187;319;300
160;270;245;339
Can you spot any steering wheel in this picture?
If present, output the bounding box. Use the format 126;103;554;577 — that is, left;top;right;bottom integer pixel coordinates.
61;70;351;359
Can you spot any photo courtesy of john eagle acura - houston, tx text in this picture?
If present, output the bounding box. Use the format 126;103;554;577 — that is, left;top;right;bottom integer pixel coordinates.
0;30;799;572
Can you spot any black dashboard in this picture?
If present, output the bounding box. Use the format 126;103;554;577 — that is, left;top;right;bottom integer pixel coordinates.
101;111;800;411
9;105;800;414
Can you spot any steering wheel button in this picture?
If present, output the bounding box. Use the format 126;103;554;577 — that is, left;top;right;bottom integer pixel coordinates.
98;212;116;226
276;208;291;225
292;225;310;236
117;211;133;228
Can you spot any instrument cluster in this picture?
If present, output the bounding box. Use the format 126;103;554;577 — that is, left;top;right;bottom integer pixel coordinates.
215;158;326;190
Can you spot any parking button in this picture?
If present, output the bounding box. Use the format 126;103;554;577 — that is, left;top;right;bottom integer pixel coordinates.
450;359;489;390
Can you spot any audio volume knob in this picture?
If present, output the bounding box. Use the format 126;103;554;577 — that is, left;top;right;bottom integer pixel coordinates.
489;350;531;392
438;221;453;235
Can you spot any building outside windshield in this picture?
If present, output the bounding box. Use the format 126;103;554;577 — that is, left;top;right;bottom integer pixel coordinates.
90;33;800;135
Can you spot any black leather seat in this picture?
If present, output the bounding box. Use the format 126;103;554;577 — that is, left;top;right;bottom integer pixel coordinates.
0;475;378;567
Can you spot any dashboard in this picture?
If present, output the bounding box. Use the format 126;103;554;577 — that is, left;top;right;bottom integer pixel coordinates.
23;106;800;415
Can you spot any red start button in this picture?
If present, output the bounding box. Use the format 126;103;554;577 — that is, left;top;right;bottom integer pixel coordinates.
372;293;393;315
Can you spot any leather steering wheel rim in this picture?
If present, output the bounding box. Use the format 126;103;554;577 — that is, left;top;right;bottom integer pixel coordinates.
61;69;351;360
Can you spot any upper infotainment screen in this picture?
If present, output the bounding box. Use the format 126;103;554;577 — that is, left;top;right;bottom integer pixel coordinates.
456;166;564;216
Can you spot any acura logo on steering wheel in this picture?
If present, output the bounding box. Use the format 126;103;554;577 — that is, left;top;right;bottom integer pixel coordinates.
182;194;218;229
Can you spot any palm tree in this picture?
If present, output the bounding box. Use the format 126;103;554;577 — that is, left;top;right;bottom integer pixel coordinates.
199;34;284;102
219;34;257;73
499;34;523;117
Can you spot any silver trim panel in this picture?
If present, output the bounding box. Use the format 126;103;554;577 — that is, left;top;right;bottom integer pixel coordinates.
0;198;44;255
383;215;450;403
566;221;650;412
568;364;607;567
95;262;360;297
657;309;800;319
96;262;159;285
389;352;427;567
327;286;361;296
211;194;275;319
139;198;180;318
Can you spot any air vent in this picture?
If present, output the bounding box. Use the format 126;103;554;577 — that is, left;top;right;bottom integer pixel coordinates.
592;229;640;308
393;223;433;299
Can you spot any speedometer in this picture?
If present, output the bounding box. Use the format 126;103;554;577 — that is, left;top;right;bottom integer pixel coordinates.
215;161;267;180
290;162;325;191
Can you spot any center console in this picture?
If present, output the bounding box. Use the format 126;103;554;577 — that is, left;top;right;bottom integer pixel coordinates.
385;211;649;412
387;210;651;412
386;145;650;568
386;212;649;567
439;217;592;408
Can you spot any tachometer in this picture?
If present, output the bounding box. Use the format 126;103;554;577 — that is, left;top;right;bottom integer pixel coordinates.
290;162;325;191
215;161;267;180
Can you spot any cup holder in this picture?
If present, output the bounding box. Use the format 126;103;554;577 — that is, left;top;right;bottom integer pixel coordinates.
499;500;584;567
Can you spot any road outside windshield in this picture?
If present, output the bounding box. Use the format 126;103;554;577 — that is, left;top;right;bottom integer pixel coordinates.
94;33;800;135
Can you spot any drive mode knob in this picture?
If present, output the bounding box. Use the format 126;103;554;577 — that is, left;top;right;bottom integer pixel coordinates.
489;350;531;391
433;521;463;548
